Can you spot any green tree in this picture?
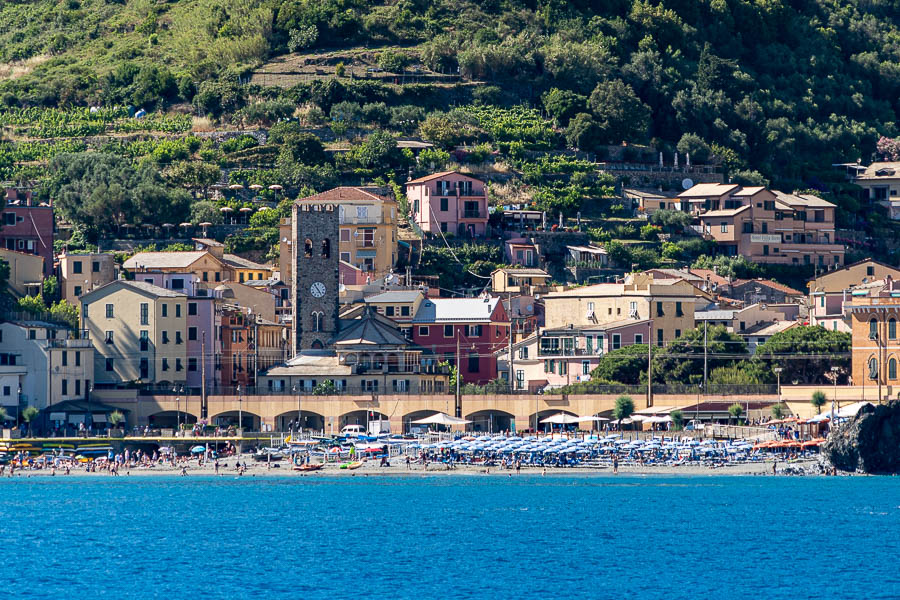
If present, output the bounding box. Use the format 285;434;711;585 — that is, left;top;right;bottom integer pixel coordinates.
288;24;318;52
590;344;651;385
21;406;39;437
190;201;224;225
771;403;785;420
543;88;587;126
109;411;125;428
676;133;711;163
728;403;743;425
42;275;59;300
811;390;827;414
670;409;684;431
50;299;80;330
313;379;336;395
565;113;603;151
378;50;409;72
0;406;8;424
614;395;635;429
652;325;747;385
419;116;461;149
0;259;11;312
16;295;46;315
588;79;651;144
755;327;851;385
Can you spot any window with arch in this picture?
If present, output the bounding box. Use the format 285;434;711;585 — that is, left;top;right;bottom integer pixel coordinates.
304;239;313;258
869;357;879;380
321;238;331;259
869;318;878;339
890;318;897;340
311;311;324;332
890;358;897;380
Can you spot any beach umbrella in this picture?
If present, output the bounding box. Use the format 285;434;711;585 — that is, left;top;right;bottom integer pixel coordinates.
190;445;205;454
220;206;233;213
268;184;283;191
179;222;193;227
239;207;253;213
249;184;263;191
229;184;244;190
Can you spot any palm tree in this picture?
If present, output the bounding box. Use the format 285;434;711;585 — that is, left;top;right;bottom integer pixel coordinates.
811;390;827;414
614;395;634;430
670;409;684;431
21;406;39;437
728;403;743;425
771;403;785;420
0;407;8;426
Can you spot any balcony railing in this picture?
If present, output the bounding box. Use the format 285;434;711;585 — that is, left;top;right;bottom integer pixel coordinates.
355;239;376;248
339;215;384;225
462;210;484;219
431;188;485;197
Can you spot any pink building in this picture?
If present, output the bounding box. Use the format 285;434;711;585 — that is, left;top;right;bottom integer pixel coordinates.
406;172;488;238
2;188;54;277
411;296;509;385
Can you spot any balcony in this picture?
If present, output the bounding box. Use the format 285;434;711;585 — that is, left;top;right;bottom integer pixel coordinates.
431;187;485;197
339;215;384;225
355;239;377;248
48;338;93;349
462;210;484;219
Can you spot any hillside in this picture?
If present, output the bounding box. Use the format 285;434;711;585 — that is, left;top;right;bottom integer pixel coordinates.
3;0;900;279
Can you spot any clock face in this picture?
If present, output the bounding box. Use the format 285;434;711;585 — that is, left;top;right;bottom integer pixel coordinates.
310;282;326;298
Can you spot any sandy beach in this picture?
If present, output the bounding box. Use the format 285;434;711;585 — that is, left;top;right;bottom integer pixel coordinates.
4;456;828;478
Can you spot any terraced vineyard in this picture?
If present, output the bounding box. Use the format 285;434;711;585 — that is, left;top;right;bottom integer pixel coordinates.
0;107;192;139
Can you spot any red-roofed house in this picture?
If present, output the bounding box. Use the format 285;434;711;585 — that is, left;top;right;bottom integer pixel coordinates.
406;171;488;237
411;296;509;384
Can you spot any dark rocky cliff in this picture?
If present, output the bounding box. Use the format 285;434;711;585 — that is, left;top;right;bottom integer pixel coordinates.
823;401;900;474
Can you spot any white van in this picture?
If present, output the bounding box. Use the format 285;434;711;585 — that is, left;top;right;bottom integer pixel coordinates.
340;424;366;437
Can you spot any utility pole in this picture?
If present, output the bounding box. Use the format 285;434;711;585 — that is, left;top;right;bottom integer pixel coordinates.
703;320;708;391
253;317;259;392
647;319;653;407
201;332;207;420
455;329;461;418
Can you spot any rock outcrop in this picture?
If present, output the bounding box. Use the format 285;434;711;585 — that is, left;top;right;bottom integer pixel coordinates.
823;401;900;473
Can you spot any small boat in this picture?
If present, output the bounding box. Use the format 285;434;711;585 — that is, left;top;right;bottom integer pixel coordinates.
293;463;323;472
252;449;284;461
340;461;363;470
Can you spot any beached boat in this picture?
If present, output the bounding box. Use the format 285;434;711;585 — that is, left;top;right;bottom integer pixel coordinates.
293;463;323;472
339;461;363;470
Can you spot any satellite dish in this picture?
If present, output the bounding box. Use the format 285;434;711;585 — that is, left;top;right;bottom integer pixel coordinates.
339;284;346;293
682;178;694;190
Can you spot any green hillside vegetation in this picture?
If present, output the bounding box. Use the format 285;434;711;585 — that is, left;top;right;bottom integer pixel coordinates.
4;0;900;274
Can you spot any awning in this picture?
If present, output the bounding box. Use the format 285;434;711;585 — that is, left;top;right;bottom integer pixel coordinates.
92;414;108;423
68;414;85;424
356;249;377;258
49;412;66;421
411;412;472;425
539;413;580;424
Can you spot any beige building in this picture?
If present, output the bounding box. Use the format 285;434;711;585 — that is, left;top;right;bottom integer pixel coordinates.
809;258;900;332
854;162;900;219
0;320;94;411
214;281;277;322
296;187;398;278
0;248;43;298
847;296;900;401
491;268;552;294
81;281;189;386
59;252;117;301
542;273;700;345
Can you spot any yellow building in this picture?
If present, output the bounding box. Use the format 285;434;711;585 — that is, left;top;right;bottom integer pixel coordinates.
0;248;43;298
542;273;700;346
847;296;900;402
296;187;398;278
491;268;552;294
58;252;117;301
81;280;189;386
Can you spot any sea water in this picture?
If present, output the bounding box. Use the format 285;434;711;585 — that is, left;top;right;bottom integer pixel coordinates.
1;475;898;599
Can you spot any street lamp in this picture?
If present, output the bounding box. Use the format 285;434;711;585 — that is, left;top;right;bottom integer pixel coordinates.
87;384;93;437
831;366;840;423
173;384;184;435
773;367;783;403
237;385;242;432
291;383;302;439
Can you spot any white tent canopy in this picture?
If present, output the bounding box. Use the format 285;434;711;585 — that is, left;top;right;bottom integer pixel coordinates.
540;413;581;424
836;402;873;418
411;412;472;425
576;415;610;422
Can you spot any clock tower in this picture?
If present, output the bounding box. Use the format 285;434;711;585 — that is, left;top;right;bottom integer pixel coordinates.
291;196;340;354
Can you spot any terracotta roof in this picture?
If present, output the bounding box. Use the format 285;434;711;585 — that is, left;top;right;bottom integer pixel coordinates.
122;251;207;270
405;171;483;185
296;186;392;204
677;183;740;198
732;278;804;296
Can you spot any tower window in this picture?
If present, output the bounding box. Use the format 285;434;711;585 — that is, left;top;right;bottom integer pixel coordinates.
304;239;313;258
321;239;331;259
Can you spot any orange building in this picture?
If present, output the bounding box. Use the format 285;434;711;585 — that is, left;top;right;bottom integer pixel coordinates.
847;296;900;402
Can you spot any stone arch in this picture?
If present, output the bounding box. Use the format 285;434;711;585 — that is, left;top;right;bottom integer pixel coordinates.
275;410;325;432
465;409;514;433
321;238;331;259
304;238;313;258
529;409;578;434
339;410;389;430
211;410;261;431
147;410;198;429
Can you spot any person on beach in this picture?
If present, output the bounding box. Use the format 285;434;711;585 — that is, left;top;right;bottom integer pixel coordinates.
613;455;619;474
215;459;220;474
406;455;411;470
773;460;777;475
181;466;187;476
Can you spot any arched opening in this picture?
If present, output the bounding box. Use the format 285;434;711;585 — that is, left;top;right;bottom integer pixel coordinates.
869;318;878;339
868;356;879;380
402;410;445;433
304;239;313;258
373;353;385;370
147;410;198;429
211;411;261;431
529;410;578;434
275;410;325;433
890;358;897;380
321;238;331;259
466;409;514;433
311;311;323;332
890;318;897;340
387;354;400;373
311;339;324;349
339;410;390;433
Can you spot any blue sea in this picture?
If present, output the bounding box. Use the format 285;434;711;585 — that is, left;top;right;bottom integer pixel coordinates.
1;475;898;599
